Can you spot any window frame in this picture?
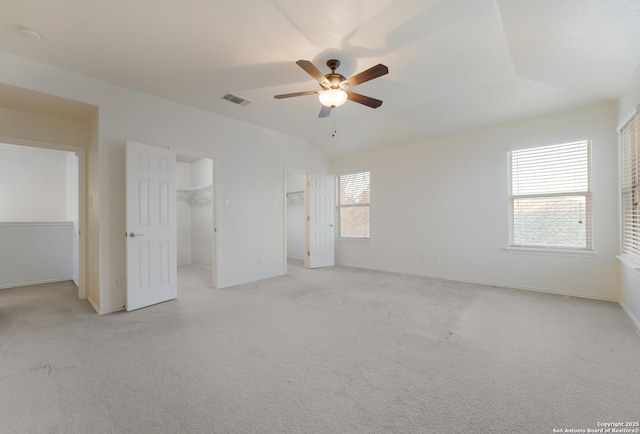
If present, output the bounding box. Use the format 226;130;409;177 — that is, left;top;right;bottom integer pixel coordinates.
619;106;640;266
335;170;371;240
507;140;593;252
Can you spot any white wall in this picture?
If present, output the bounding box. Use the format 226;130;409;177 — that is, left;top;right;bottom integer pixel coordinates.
0;222;73;288
0;144;70;221
286;170;306;260
176;162;192;265
618;63;640;330
330;102;620;301
191;158;213;267
0;51;328;313
0;107;90;148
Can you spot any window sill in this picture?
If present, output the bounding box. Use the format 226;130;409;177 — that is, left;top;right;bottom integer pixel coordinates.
505;246;597;257
617;255;640;275
0;221;74;227
336;237;371;243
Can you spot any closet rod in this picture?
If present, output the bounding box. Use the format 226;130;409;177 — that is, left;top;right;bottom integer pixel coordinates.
176;184;212;193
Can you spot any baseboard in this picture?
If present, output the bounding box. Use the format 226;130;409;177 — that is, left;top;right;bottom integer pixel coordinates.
287;256;305;261
86;295;125;315
87;296;100;314
191;262;214;270
620;301;640;333
179;262;213;270
334;262;618;303
0;278;73;290
99;306;125;315
218;272;285;289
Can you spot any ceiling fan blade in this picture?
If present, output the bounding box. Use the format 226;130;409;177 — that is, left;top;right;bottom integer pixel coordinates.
346;91;383;108
319;106;331;118
342;64;389;88
274;90;320;99
296;60;330;88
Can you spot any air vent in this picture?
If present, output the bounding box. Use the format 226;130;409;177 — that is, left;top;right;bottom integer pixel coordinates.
221;93;252;106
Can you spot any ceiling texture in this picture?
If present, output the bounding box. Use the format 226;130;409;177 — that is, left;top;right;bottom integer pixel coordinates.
1;0;640;157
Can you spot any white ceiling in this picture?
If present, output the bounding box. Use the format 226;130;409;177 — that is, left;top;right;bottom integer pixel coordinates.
1;0;640;157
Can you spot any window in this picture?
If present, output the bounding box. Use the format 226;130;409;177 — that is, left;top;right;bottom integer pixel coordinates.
336;171;370;239
508;141;592;250
620;108;640;263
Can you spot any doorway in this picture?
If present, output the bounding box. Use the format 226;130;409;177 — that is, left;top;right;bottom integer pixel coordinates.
285;169;307;262
176;153;217;289
0;140;85;298
284;168;336;273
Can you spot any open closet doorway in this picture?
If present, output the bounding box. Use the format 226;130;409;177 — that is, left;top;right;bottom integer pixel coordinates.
0;141;85;298
176;153;217;289
284;168;336;273
285;168;307;273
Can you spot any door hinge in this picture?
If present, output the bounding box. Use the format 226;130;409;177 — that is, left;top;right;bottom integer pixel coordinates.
307;251;310;256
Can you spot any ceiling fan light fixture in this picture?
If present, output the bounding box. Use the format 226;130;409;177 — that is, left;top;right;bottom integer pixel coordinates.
319;89;347;108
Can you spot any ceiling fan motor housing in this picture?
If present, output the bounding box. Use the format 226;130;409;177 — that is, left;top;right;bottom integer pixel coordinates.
326;59;340;71
326;60;346;88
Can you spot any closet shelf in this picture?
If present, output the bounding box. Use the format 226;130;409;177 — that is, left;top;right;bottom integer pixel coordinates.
177;185;213;204
286;190;304;205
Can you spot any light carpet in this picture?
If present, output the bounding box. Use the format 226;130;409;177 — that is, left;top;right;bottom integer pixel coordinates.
1;262;639;433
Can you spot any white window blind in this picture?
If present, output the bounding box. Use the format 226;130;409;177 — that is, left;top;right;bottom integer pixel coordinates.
620;111;640;263
508;141;592;250
336;171;370;238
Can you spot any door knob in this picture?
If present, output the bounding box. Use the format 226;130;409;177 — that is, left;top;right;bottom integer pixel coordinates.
129;232;144;237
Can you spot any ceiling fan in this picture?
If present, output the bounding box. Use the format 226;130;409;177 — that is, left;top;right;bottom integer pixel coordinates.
274;59;389;118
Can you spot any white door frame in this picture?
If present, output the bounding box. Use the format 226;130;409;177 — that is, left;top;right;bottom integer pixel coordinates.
0;136;87;299
173;147;219;288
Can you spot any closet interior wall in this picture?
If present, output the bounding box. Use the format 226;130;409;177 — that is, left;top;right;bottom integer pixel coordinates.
286;170;306;261
177;158;213;268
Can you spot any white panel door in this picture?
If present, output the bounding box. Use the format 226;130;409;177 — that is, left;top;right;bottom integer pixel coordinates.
305;174;335;268
126;141;177;311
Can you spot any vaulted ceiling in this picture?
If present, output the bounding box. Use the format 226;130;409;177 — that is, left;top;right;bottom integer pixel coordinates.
1;0;640;157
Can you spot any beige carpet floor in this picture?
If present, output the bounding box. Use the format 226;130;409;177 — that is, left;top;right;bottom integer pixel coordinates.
1;261;639;433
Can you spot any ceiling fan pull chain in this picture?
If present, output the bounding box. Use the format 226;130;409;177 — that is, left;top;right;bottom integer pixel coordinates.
332;109;337;137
